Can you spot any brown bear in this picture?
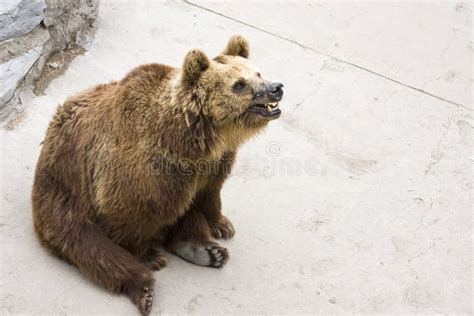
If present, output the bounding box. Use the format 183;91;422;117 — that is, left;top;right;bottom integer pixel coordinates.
31;35;284;315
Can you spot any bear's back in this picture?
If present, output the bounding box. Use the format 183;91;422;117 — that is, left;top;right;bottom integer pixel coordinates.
36;63;176;203
37;82;119;194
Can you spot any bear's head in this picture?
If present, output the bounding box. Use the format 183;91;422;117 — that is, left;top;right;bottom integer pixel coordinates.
178;35;284;131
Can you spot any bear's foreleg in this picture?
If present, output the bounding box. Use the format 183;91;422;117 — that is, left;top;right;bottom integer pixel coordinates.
195;151;236;239
132;242;169;271
198;187;236;240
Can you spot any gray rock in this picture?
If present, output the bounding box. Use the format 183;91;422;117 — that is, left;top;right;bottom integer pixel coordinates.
0;46;41;106
0;25;50;63
0;0;99;118
0;0;46;41
44;0;99;48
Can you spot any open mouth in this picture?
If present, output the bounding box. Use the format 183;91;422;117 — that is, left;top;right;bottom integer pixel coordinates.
248;102;281;119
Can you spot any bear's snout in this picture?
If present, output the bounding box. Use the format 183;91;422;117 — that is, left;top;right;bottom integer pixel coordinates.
267;82;284;100
253;82;284;103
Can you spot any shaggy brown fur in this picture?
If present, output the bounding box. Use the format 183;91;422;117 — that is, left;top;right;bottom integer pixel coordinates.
32;35;283;315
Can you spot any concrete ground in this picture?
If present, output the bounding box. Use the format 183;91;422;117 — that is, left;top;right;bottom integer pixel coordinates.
1;1;472;314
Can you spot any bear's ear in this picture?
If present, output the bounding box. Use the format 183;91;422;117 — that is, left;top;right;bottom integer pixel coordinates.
222;35;249;58
181;49;210;88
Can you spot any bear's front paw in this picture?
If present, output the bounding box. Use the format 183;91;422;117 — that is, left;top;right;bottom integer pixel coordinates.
210;216;235;239
142;247;168;271
145;252;168;271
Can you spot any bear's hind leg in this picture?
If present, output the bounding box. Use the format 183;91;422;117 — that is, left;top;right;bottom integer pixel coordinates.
165;209;229;268
32;179;156;315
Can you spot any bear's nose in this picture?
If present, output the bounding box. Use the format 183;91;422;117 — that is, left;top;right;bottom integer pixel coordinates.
268;82;284;98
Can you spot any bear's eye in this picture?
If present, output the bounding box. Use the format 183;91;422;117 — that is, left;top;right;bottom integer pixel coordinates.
232;80;246;92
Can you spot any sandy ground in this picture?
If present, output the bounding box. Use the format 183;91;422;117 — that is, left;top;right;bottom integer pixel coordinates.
1;1;472;314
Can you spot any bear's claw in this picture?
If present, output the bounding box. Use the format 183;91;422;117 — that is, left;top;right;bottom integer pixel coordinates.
205;244;229;268
174;241;229;267
139;287;154;315
146;252;168;271
209;216;235;240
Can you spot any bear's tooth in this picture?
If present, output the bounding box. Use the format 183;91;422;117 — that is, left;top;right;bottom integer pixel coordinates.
267;104;272;112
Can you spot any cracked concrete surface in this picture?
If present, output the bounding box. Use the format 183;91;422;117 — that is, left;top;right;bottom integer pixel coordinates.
0;1;472;314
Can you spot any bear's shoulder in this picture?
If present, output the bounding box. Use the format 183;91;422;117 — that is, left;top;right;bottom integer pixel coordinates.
120;63;175;87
